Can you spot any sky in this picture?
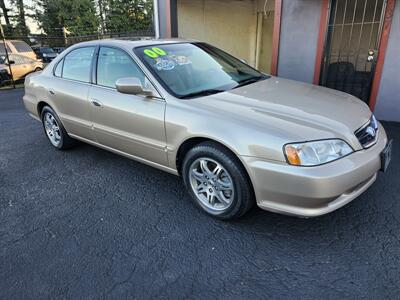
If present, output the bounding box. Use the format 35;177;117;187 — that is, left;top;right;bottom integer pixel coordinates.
1;0;40;34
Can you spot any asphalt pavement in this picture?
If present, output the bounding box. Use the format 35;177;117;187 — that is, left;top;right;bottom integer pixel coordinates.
1;88;399;299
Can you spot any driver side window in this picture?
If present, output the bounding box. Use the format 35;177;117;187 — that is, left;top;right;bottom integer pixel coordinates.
96;47;145;88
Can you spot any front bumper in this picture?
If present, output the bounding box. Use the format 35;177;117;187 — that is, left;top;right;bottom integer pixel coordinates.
243;123;388;217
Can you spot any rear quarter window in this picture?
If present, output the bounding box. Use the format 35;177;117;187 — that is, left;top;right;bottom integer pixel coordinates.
54;59;63;77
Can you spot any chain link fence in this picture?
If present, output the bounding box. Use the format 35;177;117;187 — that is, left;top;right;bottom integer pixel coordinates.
0;28;155;90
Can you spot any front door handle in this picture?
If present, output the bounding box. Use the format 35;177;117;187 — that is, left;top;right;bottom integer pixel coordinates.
91;99;103;107
49;89;55;95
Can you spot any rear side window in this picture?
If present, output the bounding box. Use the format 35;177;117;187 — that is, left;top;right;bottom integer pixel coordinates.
62;47;95;83
19;56;31;63
10;55;23;64
54;59;63;77
11;41;32;52
0;42;12;53
96;47;145;88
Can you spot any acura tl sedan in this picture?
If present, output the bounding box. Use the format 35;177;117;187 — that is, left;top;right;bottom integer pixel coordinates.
23;39;392;219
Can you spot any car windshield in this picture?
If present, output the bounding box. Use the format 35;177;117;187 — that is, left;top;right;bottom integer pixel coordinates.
134;42;269;99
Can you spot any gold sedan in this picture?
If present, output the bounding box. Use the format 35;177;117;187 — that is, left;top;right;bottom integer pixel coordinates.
0;54;43;82
22;40;392;219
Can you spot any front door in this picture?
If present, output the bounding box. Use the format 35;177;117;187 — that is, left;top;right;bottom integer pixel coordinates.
89;46;168;166
9;54;25;80
320;0;387;103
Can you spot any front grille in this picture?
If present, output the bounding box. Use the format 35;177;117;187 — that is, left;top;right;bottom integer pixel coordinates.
355;115;378;148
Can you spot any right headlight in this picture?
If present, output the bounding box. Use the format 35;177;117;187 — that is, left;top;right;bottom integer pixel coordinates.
284;139;353;166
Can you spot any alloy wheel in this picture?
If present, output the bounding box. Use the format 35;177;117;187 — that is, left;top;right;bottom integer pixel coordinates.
189;157;235;211
43;112;61;147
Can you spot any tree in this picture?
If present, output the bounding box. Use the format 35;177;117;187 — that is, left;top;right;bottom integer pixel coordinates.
104;0;153;33
0;0;11;26
34;0;99;38
10;0;30;35
98;0;106;34
0;0;13;35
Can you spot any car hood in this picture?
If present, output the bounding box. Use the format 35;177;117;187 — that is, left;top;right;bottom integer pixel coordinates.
192;77;371;149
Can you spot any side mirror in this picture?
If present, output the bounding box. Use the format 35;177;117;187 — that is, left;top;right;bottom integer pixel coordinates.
116;77;155;97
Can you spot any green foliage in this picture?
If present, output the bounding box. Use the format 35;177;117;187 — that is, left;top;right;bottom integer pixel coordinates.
1;0;154;41
11;0;30;36
34;0;99;37
104;0;153;33
0;0;30;36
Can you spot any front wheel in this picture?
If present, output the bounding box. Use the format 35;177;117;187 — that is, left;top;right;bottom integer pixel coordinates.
182;141;254;220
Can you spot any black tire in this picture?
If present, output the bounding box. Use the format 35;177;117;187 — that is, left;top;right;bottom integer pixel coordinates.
182;141;255;220
41;106;76;150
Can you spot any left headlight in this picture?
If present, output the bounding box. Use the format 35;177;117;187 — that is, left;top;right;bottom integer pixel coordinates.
284;139;353;166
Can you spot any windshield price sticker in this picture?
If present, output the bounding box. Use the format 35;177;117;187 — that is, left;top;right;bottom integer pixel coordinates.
143;47;192;71
144;47;167;58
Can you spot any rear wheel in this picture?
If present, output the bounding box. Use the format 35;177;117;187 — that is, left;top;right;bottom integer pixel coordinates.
182;141;254;220
41;106;76;150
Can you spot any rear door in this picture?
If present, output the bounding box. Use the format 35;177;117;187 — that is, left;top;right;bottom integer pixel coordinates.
88;46;168;166
49;46;96;141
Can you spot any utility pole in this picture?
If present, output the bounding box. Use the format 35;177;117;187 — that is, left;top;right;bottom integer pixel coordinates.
0;21;15;88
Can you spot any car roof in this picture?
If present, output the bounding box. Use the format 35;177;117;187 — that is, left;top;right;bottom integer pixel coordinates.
71;38;195;49
0;40;29;43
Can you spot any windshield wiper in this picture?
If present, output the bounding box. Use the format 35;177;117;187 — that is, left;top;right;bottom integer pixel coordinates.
180;89;224;99
234;76;266;89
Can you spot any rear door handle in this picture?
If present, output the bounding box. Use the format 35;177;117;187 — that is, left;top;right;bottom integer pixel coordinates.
49;89;55;95
91;99;103;107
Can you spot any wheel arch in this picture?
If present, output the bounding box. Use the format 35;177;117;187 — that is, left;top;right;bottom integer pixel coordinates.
37;101;51;117
175;137;251;180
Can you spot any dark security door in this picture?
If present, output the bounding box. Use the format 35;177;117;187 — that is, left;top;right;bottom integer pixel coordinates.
320;0;387;103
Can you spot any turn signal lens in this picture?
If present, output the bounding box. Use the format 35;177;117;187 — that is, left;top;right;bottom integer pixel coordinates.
285;145;301;165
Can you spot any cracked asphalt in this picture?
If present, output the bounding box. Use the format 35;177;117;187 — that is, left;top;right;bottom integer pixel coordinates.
1;88;399;299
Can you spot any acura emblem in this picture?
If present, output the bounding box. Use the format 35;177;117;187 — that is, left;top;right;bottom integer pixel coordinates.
366;126;376;137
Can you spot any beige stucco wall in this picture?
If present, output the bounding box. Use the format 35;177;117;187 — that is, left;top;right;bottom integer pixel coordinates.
177;0;274;73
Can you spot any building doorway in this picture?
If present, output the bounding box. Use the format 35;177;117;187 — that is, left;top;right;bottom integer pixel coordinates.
320;0;387;103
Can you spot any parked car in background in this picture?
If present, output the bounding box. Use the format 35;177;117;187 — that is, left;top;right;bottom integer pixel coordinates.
0;67;10;86
33;47;58;63
23;40;392;220
0;54;43;81
0;40;36;60
53;47;66;54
